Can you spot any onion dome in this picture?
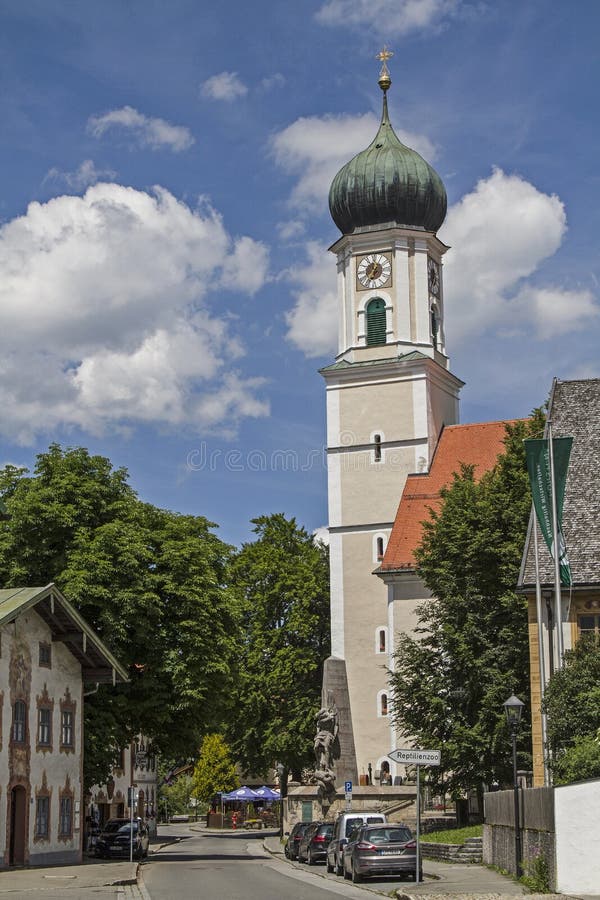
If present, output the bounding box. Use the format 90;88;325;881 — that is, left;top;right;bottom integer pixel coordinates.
329;56;447;235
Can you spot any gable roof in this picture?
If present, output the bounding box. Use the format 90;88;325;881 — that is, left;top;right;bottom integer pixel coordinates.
0;583;128;683
519;378;600;589
379;420;520;574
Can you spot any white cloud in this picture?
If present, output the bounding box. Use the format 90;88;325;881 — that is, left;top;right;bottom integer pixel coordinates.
315;0;461;34
272;113;435;212
201;71;248;102
260;73;286;92
513;286;598;340
285;242;337;358
277;220;306;242
87;106;194;152
220;235;269;295
439;168;599;342
44;159;117;191
0;182;269;442
313;525;330;545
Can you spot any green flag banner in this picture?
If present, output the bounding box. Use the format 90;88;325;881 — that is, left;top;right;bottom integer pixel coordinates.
524;437;573;586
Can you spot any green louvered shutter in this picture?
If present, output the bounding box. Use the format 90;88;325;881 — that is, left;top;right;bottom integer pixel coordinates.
366;298;387;346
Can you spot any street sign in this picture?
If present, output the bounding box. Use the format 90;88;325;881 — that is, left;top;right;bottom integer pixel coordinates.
344;780;353;793
388;748;441;766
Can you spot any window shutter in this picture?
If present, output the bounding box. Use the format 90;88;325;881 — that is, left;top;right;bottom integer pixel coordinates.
366;298;386;346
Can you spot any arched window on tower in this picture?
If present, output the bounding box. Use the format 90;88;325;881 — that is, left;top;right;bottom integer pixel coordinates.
366;298;387;346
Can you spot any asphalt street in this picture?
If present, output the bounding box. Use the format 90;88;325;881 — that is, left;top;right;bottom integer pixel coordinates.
141;826;381;900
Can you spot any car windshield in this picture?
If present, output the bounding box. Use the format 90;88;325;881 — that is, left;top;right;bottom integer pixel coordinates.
366;827;412;844
345;817;365;837
319;824;333;836
103;821;137;834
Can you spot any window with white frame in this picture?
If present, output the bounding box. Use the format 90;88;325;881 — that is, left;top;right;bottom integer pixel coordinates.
375;626;388;654
373;532;388;564
377;690;389;717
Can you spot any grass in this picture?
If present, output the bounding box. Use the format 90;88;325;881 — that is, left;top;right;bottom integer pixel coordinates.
421;824;483;844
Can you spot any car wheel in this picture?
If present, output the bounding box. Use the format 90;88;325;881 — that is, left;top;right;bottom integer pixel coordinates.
352;863;362;884
285;846;290;859
343;861;351;880
326;858;333;873
307;850;314;866
335;858;343;877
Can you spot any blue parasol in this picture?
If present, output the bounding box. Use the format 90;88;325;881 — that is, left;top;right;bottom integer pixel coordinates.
253;785;280;800
222;786;260;801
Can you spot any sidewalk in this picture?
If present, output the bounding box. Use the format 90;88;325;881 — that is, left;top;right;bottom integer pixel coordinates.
0;834;177;897
261;835;578;900
0;860;138;895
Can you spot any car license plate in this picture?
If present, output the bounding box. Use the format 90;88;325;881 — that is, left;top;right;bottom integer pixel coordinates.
379;849;400;855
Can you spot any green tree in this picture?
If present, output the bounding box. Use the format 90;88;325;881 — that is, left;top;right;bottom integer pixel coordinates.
160;775;195;817
543;637;600;783
227;514;330;793
192;733;238;803
0;444;237;789
389;415;544;798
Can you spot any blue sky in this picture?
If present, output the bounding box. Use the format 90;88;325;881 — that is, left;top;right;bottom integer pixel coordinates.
1;0;599;547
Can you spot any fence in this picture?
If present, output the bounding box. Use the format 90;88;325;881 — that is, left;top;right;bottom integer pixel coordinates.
483;787;555;888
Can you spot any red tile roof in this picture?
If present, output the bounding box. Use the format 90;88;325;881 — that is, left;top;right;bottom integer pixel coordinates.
380;420;522;572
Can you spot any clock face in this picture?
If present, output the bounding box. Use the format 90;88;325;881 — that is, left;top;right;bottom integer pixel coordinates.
428;257;440;297
357;253;391;289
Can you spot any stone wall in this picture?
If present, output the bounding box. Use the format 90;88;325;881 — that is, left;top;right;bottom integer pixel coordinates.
483;788;555;889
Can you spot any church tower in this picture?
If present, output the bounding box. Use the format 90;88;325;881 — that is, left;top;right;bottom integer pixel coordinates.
321;53;463;784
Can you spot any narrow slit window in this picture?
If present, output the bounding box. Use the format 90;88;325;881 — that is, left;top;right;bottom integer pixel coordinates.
376;537;384;560
379;629;386;653
380;693;388;716
374;434;382;462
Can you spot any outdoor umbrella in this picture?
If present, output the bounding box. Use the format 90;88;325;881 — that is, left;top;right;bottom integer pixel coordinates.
222;786;260;801
253;786;280;800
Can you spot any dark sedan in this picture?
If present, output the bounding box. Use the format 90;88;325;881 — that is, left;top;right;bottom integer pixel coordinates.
95;818;149;859
342;823;421;883
284;822;310;860
297;821;334;864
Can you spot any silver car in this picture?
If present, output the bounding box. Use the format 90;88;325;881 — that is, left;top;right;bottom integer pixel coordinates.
342;823;421;883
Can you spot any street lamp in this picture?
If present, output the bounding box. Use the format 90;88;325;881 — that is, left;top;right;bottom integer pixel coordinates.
276;763;285;840
503;694;524;878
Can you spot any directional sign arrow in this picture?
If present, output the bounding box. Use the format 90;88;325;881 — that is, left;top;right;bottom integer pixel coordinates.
388;748;441;766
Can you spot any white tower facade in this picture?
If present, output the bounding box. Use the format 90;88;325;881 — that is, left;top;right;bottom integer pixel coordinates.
322;61;462;784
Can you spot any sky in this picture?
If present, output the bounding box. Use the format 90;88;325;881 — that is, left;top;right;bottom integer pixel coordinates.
1;0;599;547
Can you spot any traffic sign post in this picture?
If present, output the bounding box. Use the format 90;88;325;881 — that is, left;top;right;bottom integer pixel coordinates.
344;780;352;810
387;748;440;885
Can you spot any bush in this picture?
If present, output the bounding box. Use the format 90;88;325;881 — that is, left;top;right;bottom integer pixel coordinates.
521;851;551;893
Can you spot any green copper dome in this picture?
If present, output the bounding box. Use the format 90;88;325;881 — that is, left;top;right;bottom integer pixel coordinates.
329;93;447;235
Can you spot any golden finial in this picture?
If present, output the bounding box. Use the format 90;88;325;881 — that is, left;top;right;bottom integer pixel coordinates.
376;46;393;92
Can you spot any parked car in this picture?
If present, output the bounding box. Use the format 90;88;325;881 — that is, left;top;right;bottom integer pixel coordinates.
326;810;387;875
297;821;334;864
284;821;311;860
342;822;421;883
95;818;149;859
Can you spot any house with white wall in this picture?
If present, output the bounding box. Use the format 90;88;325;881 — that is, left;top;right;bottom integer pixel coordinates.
0;584;127;868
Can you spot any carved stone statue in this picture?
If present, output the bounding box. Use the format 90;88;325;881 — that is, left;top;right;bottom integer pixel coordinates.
312;694;340;807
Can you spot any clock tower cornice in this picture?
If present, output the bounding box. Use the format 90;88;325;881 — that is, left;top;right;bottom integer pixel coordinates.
328;226;450;259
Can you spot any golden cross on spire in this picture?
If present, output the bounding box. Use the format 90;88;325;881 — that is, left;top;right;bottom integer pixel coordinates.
376;46;393;92
376;46;393;65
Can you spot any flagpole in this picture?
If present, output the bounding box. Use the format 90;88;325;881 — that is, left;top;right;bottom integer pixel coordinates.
547;422;564;667
532;517;549;785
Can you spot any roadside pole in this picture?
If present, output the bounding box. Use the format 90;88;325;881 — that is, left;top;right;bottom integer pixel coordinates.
128;786;137;863
388;747;441;885
344;780;352;811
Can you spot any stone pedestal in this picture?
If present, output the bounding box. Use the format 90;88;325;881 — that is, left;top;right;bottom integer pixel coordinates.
322;656;357;784
284;784;418;833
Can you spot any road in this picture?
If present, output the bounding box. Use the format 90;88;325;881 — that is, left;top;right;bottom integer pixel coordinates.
141;826;385;900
